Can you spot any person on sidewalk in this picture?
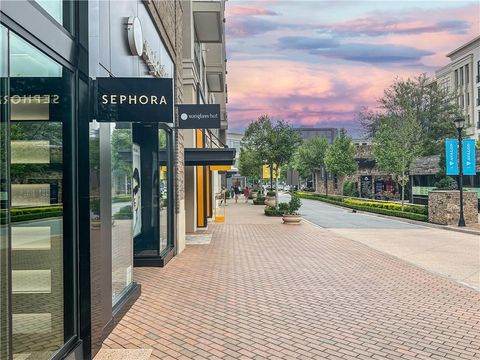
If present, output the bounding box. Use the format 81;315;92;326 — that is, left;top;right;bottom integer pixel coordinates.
234;185;240;203
244;186;250;203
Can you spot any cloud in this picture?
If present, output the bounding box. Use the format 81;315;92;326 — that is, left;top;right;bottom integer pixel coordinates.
316;17;471;37
277;36;338;50
312;43;433;64
227;18;281;37
226;5;278;17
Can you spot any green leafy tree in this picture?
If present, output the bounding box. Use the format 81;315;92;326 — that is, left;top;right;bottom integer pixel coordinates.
359;74;461;155
324;129;358;195
238;148;262;185
294;136;329;190
372;109;422;210
243;115;301;206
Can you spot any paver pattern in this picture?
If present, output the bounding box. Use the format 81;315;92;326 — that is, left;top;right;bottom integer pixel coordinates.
102;202;480;360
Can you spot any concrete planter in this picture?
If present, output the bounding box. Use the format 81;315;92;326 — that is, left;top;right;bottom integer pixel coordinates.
282;214;302;224
251;191;259;200
428;190;478;225
265;196;276;208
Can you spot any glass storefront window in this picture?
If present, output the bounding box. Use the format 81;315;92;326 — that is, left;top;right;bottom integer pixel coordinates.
0;24;8;360
8;31;74;359
111;123;133;304
159;129;168;253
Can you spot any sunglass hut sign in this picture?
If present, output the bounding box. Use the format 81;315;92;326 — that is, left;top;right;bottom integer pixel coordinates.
95;77;173;123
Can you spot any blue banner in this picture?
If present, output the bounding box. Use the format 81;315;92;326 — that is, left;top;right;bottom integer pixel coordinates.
445;139;459;175
463;139;476;175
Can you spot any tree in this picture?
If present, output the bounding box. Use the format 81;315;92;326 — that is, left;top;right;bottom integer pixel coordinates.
324;129;358;195
372;108;422;210
243;115;300;206
294;136;329;191
238;148;262;185
359;74;461;156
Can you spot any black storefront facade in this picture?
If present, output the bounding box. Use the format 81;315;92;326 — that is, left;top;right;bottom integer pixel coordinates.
0;1;178;359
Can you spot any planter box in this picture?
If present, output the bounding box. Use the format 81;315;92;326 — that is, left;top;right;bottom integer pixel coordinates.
265;196;276;208
428;191;478;225
282;214;302;224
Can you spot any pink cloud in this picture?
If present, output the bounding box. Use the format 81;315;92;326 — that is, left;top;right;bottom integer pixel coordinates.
226;5;278;17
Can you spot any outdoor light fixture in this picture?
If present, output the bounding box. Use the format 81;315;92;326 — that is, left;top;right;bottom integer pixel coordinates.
454;117;465;131
454;117;466;227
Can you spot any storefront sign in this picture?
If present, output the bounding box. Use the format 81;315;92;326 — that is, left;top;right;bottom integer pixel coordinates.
177;104;221;129
127;16;167;78
462;139;476;176
445;139;459;175
95;77;173;123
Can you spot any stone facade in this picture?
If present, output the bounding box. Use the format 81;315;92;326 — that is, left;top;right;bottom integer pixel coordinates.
428;191;478;225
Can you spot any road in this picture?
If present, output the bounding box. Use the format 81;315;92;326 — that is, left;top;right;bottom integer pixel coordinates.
280;193;480;290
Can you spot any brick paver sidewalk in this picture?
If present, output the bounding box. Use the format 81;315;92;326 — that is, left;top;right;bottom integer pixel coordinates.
102;202;480;360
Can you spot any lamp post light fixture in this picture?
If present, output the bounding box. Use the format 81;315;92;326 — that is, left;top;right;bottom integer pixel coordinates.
454;117;466;227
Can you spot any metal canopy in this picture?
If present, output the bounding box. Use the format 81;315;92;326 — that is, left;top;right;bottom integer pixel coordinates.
184;148;236;166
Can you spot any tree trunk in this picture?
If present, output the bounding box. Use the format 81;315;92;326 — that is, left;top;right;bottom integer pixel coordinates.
269;162;273;190
275;177;279;208
324;169;328;197
401;171;405;211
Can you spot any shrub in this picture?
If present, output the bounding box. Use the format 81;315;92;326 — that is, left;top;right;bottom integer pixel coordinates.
267;191;276;197
9;206;63;223
253;197;265;205
434;177;457;190
286;195;302;214
113;205;132;219
343;181;358;197
264;207;285;217
225;190;231;199
112;194;131;203
278;202;290;212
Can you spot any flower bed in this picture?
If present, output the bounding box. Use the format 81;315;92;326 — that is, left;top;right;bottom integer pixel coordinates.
296;192;428;222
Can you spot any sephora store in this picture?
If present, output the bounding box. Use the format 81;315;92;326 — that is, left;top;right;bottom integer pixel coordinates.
1;1;176;359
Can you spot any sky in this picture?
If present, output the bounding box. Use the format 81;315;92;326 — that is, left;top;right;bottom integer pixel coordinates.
224;0;480;137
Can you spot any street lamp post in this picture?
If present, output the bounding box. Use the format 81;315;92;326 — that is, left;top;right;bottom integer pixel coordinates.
454;117;466;227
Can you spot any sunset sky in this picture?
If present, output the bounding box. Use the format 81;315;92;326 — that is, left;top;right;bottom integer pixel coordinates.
224;0;479;137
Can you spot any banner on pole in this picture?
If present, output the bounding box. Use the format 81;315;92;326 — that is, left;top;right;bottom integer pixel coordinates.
445;139;459;176
462;139;476;176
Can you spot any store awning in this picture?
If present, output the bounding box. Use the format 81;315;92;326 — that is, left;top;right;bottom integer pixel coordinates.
184;148;236;166
193;1;224;43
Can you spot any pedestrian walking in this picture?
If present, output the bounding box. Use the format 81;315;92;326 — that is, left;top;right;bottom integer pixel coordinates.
244;186;249;203
234;185;240;203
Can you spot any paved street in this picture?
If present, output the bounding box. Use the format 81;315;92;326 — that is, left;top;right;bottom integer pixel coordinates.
283;194;480;290
101;201;480;360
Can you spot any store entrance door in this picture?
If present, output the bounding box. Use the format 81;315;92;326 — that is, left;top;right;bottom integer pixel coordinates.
132;123;174;267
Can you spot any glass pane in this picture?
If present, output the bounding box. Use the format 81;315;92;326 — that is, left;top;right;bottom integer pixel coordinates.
9;32;73;358
159;129;168;253
35;0;63;25
111;123;133;304
0;24;9;360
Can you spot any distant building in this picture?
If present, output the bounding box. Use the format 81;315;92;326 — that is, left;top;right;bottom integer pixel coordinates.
294;127;338;144
436;35;480;140
226;132;246;188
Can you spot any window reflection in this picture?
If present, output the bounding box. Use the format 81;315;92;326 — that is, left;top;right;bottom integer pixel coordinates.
159;129;168;253
9;32;73;358
35;0;63;25
111;123;133;304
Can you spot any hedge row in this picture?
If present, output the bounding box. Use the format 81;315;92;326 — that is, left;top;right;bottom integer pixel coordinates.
0;206;64;223
253;197;265;205
296;192;428;222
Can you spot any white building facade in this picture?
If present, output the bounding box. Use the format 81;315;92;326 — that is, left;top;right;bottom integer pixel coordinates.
436;35;480;140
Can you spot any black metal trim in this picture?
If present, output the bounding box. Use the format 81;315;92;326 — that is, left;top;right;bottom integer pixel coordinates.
184;148;236;166
134;248;175;267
